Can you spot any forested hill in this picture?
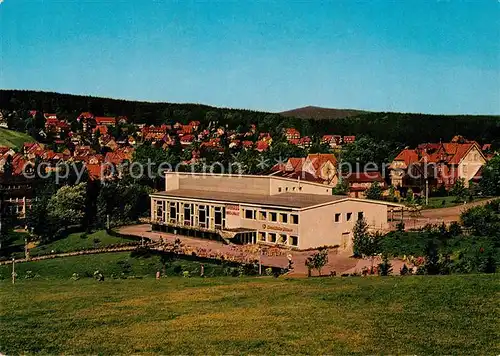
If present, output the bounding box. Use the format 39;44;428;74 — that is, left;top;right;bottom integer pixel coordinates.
1;89;499;147
280;106;366;120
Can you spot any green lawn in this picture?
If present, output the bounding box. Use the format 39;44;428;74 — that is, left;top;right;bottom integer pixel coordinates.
29;230;138;257
0;127;36;148
0;251;230;280
425;196;461;209
0;274;498;354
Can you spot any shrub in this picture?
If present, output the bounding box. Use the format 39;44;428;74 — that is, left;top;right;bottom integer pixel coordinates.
117;260;132;275
378;255;392;276
265;267;273;276
93;270;104;281
24;270;36;279
182;271;190;278
71;272;80;281
400;264;409;276
130;247;152;258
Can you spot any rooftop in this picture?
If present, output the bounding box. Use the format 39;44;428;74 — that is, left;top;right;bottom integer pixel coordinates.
151;189;347;209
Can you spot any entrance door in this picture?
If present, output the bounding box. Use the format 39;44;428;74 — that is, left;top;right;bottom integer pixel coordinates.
341;232;350;250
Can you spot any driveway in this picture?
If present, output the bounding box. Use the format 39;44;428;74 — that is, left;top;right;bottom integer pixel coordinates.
400;198;496;229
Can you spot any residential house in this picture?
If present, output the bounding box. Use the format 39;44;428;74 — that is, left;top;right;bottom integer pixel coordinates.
284;128;300;141
256;141;269;152
180;134;195;146
343;136;356;144
298;136;312;148
389;137;487;191
95;116;116;126
189;121;201;131
77;112;95;132
321;135;343;148
271;153;338;186
342;171;386;198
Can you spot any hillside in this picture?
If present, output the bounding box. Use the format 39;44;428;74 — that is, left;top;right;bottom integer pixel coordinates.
280;105;367;120
0;273;498;354
1;89;500;147
0;127;36;149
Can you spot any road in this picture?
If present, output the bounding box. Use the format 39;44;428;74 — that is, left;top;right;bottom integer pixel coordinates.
401;198;496;229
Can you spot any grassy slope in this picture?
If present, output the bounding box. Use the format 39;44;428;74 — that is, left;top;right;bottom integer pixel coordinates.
29;230;138;256
0;127;35;148
0;274;498;354
0;251;228;280
3;230;138;260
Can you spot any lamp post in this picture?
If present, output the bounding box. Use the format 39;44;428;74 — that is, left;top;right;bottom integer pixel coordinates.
258;247;262;275
11;257;15;285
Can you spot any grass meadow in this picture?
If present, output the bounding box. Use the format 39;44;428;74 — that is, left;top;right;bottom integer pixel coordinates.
0;127;36;148
0;273;498;354
29;230;138;257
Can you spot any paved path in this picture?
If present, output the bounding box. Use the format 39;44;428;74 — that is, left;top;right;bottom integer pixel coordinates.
118;225;385;276
398;198;496;230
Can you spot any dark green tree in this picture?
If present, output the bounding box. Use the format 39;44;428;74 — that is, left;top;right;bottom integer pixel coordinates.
479;155;500;196
352;217;369;258
365;181;383;200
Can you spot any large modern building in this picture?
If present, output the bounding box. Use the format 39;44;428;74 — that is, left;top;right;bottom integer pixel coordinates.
150;173;401;250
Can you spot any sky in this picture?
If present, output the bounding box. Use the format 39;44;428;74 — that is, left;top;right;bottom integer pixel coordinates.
0;0;499;115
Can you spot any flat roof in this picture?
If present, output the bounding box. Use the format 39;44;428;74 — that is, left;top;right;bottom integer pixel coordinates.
151;189;346;209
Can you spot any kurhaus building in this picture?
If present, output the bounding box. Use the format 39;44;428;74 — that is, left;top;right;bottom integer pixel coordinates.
150;173;400;250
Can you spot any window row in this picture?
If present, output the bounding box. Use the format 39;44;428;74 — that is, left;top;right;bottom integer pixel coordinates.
243;208;299;224
154;200;226;230
257;231;298;246
277;186;303;193
334;211;364;223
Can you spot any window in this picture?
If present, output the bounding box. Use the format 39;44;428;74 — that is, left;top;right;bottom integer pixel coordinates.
184;204;192;225
214;206;225;229
279;213;288;224
278;187;282;192
268;233;277;243
291;214;299;224
244;209;255;219
280;234;287;244
198;205;208;228
285;187;289;192
258;231;266;241
346;212;352;222
270;212;277;222
335;213;341;222
357;212;364;220
290;235;298;246
259;211;267;220
155;201;164;222
169;202;177;223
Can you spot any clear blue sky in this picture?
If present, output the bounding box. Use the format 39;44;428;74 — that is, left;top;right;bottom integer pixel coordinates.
1;0;499;114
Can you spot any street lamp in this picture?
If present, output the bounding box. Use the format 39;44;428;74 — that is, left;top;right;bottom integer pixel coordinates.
11;257;15;285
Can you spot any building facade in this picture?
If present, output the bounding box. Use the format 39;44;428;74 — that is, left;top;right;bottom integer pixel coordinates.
389;137;487;191
150;173;399;250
